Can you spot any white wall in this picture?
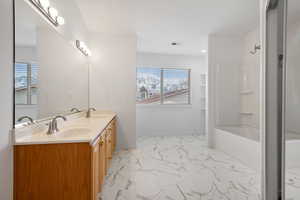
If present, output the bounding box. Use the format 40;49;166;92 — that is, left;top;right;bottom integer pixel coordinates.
136;53;207;136
15;46;37;62
37;28;89;118
0;0;13;199
89;33;137;149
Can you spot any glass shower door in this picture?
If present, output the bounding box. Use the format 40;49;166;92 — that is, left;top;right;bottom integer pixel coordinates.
264;0;286;199
265;0;300;199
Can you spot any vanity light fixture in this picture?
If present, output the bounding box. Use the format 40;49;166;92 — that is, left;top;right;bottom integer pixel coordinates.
56;16;65;26
29;0;65;26
76;40;92;56
48;7;58;19
39;0;50;10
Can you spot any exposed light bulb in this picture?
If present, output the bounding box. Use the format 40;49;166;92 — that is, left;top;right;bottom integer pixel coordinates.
76;40;92;56
48;7;58;19
86;49;92;56
39;0;50;10
56;16;65;25
81;42;86;50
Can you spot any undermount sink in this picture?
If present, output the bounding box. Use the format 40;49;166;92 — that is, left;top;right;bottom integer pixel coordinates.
59;128;91;137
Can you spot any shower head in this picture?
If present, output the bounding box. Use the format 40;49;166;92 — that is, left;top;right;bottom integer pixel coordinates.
250;44;261;55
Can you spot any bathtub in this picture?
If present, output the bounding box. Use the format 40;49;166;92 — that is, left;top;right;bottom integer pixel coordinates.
215;126;300;171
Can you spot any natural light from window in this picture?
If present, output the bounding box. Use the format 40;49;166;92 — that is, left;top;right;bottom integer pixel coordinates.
15;62;38;105
136;68;190;105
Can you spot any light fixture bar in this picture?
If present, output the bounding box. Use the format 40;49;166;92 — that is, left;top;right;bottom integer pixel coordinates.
28;0;65;27
76;40;92;57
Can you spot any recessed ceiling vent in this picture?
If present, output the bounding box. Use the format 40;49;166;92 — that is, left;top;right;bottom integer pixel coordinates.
171;42;179;46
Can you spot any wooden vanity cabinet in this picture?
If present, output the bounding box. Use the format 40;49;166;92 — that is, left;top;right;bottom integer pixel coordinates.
112;120;117;152
99;135;106;190
14;118;117;200
14;143;93;200
105;129;111;170
91;138;100;200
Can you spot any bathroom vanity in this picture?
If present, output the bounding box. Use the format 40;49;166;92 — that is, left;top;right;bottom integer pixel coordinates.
13;1;117;199
13;112;117;200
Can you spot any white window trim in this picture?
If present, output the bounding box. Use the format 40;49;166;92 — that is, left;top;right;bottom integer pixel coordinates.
136;67;192;105
15;61;38;105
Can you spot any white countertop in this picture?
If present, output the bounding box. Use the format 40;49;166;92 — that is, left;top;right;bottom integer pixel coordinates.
14;111;116;146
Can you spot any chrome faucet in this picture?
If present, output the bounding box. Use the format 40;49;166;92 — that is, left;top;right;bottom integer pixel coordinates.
86;108;96;118
47;115;67;135
70;108;80;113
17;116;34;124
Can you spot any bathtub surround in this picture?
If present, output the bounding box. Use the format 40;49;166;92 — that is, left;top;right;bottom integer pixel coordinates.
208;30;262;152
241;29;260;128
208;29;261;130
215;126;300;181
238;17;300;146
207;35;244;147
208;35;243;128
136;53;207;137
211;21;300;133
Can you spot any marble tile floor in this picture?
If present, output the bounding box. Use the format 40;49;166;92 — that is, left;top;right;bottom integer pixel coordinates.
100;136;300;200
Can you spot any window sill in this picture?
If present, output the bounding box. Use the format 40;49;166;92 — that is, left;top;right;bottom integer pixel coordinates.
15;104;38;108
136;104;193;108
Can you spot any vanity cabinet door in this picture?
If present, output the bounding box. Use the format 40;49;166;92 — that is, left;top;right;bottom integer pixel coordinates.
105;130;111;170
91;140;100;200
112;119;117;152
99;136;106;192
107;128;113;160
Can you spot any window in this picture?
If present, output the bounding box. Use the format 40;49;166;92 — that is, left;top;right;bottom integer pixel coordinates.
136;68;161;104
136;68;191;105
15;62;38;105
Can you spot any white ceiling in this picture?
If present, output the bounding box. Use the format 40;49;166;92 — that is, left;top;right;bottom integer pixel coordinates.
72;0;260;55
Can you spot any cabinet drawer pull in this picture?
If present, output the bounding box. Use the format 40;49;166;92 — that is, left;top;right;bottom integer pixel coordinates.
93;147;99;152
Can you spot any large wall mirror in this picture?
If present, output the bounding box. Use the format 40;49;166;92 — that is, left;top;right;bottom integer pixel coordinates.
14;0;89;126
